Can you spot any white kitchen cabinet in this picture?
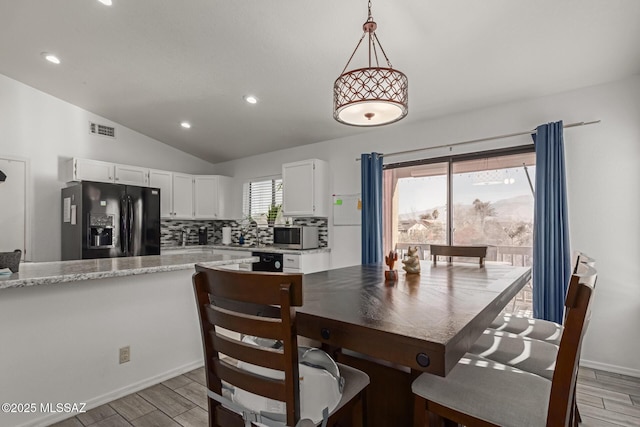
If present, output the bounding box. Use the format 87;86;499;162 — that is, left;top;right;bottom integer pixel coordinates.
282;252;329;274
65;158;233;220
194;175;233;219
282;159;328;217
114;164;149;186
172;173;195;219
216;176;233;219
66;158;114;183
194;176;219;219
149;169;173;218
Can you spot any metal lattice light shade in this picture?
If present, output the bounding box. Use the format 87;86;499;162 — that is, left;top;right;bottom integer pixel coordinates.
333;1;408;127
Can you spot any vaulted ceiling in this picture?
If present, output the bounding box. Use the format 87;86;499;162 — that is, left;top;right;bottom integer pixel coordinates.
1;0;639;163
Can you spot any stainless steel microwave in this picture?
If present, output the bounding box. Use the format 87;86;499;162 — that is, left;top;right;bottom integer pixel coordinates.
273;226;319;249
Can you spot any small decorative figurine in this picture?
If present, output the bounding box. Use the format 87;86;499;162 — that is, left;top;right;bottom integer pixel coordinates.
384;251;398;281
402;246;421;274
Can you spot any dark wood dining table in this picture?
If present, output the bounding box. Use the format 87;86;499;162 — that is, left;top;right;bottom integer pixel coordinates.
295;261;531;425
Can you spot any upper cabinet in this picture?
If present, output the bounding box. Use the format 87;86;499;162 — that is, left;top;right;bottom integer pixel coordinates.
194;175;232;219
149;169;173;218
282;159;328;217
67;158;114;183
67;158;149;186
114;164;149;186
172;173;195;219
152;172;232;220
67;158;235;220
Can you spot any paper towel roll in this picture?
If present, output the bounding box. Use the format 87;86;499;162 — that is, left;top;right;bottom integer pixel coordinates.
222;227;232;245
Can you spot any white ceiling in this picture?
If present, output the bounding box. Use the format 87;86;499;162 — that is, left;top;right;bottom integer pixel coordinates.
1;1;639;164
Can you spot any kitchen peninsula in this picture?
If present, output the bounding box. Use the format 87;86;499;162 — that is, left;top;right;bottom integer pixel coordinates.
0;251;258;290
0;252;257;427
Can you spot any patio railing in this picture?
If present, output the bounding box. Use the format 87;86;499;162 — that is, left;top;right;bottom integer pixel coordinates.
395;243;533;267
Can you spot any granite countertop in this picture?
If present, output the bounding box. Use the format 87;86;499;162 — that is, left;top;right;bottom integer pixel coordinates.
161;244;331;255
0;253;258;291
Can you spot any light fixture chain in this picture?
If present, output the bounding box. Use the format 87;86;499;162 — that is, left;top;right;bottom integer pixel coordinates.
340;32;367;76
371;35;381;68
333;0;408;126
368;32;373;68
373;33;393;68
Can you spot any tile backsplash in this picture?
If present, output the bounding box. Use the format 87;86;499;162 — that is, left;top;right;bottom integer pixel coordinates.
161;218;328;248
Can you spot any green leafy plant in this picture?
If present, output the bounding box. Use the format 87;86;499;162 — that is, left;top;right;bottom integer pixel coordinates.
267;204;281;224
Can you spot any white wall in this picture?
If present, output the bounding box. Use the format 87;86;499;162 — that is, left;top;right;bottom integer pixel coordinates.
0;270;203;427
213;75;640;376
0;74;215;261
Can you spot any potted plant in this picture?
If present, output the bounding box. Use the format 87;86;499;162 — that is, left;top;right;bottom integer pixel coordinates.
267;204;281;226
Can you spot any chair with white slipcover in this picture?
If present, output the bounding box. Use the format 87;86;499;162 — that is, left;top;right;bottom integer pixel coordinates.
192;265;369;427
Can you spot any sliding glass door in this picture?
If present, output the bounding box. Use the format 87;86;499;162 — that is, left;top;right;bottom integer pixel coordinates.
383;148;535;265
383;162;448;258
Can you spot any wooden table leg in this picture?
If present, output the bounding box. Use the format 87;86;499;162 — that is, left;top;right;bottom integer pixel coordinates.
336;350;414;427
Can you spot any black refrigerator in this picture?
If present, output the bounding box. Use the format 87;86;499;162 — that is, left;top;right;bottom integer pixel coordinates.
61;181;161;260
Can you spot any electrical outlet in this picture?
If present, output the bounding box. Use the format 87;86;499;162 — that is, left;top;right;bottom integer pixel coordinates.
119;346;130;364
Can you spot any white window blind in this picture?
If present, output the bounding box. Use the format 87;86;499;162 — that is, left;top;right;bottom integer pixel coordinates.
242;177;283;219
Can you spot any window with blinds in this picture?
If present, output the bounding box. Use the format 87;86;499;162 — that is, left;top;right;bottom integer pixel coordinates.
242;177;283;219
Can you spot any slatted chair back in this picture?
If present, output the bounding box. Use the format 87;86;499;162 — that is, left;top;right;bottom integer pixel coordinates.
574;252;596;273
430;244;488;267
412;265;597;427
193;265;304;427
560;252;596;325
547;264;597;425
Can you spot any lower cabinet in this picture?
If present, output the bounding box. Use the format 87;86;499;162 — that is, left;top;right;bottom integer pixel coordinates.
283;252;329;274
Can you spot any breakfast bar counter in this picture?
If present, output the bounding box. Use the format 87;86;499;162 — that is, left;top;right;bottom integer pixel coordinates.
0;251;262;427
0;252;258;291
161;244;331;255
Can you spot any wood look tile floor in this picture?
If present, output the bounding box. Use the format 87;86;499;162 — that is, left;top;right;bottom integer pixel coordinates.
51;289;639;427
49;366;640;427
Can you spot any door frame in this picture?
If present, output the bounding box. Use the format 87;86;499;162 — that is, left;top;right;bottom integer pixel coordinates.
0;155;31;261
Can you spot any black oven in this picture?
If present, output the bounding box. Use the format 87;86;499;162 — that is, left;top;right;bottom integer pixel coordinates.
251;251;283;272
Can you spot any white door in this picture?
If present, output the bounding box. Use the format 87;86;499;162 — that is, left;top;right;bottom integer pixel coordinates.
283;160;314;215
0;157;27;259
149;170;173;218
194;176;219;219
172;173;194;219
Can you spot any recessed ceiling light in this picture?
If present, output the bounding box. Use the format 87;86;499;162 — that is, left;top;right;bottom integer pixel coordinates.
180;122;191;129
42;53;61;65
97;0;113;5
244;95;258;104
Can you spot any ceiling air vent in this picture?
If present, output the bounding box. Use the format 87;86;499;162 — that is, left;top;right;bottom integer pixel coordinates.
89;122;116;138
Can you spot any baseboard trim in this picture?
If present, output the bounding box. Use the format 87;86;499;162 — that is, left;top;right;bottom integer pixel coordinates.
581;358;640;379
15;359;205;427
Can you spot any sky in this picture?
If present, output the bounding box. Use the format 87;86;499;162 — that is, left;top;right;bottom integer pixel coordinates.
397;166;536;215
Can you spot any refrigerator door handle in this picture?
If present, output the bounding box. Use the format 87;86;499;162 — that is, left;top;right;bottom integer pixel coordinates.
120;196;128;254
128;195;134;256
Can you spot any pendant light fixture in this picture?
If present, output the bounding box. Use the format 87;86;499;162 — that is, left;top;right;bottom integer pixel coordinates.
333;0;408;126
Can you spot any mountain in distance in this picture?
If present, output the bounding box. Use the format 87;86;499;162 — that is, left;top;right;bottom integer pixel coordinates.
399;195;533;222
491;195;534;221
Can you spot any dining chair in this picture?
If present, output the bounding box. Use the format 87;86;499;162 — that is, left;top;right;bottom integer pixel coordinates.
489;252;595;345
429;244;488;267
412;265;597;427
192;265;369;427
469;262;597;379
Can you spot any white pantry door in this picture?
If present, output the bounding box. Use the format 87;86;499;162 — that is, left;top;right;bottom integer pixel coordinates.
0;157;27;258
